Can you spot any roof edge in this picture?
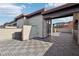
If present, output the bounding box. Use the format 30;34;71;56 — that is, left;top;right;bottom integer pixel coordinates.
42;3;78;15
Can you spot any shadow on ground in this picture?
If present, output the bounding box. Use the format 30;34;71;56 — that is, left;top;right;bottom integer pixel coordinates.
43;33;79;56
32;36;52;43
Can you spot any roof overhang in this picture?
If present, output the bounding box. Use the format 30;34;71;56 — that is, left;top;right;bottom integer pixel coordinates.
24;8;45;18
42;3;79;19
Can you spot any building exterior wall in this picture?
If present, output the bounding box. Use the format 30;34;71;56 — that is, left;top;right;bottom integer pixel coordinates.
0;28;22;41
0;25;32;41
17;18;25;28
53;21;73;33
42;19;48;37
68;21;73;29
5;26;17;28
27;15;44;38
22;25;32;40
73;13;79;44
16;15;47;38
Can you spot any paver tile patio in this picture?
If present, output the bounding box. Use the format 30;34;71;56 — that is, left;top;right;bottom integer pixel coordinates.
1;33;79;56
0;39;53;56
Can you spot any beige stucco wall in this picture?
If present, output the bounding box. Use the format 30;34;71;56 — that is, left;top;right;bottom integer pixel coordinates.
5;26;17;28
0;28;22;41
22;25;32;40
73;13;79;44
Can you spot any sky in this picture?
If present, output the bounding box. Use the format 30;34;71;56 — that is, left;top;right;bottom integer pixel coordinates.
0;3;73;25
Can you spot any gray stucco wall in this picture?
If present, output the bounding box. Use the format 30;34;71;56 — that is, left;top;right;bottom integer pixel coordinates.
17;18;25;28
17;17;29;28
42;19;48;37
28;15;43;38
16;15;47;38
